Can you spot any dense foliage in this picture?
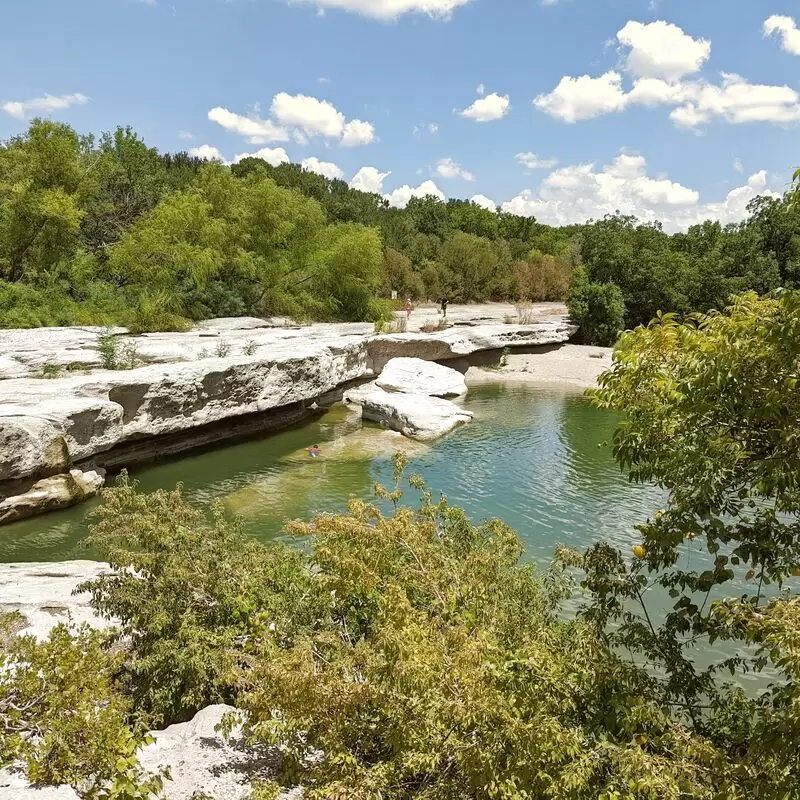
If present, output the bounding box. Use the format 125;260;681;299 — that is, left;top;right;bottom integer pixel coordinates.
3;120;798;339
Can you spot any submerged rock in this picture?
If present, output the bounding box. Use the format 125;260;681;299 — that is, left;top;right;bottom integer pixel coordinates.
353;388;473;441
375;357;467;397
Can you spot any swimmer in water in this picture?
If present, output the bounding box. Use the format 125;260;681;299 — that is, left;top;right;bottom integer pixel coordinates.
308;444;322;458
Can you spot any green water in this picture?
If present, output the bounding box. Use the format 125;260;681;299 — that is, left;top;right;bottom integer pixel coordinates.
0;384;664;564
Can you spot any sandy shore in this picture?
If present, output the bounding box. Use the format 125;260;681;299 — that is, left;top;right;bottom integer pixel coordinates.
467;344;614;390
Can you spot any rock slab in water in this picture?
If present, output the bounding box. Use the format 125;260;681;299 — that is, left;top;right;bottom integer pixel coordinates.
355;388;473;441
0;469;105;525
375;357;467;397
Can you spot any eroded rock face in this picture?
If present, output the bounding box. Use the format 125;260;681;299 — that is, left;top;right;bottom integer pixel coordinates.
375;357;467;397
351;388;473;441
0;312;575;523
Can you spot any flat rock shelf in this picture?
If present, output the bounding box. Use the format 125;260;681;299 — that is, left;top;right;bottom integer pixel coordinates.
0;305;576;525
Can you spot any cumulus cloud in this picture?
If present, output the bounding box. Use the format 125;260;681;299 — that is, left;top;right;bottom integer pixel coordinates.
501;152;777;232
459;92;511;122
211;94;375;147
384;179;445;208
617;20;710;80
233;146;290;166
208;107;290;144
188;144;229;163
764;15;800;56
471;194;497;211
301;156;344;180
272;92;344;137
534;20;800;128
435;157;475;181
290;0;470;20
534;72;627;122
350;166;392;193
516;152;559;170
2;92;89;119
341;119;376;146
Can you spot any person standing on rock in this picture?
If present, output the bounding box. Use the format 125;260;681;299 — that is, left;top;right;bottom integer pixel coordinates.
404;298;413;322
440;298;449;318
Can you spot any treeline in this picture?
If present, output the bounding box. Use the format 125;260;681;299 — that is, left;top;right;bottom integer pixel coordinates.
1;119;799;338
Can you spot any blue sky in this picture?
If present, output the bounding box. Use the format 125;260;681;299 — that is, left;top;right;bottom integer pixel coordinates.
2;0;799;230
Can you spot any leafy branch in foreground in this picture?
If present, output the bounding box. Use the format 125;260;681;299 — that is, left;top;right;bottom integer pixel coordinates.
584;290;800;798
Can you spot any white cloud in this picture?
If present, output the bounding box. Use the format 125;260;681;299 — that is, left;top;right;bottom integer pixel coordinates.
764;15;800;56
733;157;744;173
516;152;559;170
435;157;474;181
669;73;800;128
617;20;710;81
189;144;229;164
211;95;375;147
384;179;445;208
208;107;290;144
471;194;496;211
301;156;344;180
413;121;439;136
459;92;511;122
2;92;89;119
341;119;376;146
271;92;344;137
476;83;486;96
178;130;194;140
233;146;290;167
534;72;627;122
501;152;777;232
350;166;392;193
290;0;470;20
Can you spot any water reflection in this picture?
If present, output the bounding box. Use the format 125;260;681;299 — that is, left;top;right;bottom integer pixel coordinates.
0;385;662;565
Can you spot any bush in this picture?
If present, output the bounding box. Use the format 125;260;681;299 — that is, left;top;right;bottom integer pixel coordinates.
81;476;315;725
567;273;625;346
0;620;164;798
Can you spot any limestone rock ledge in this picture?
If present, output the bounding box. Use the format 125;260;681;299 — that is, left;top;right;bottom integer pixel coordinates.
375;356;467;397
0;314;574;524
0;704;301;800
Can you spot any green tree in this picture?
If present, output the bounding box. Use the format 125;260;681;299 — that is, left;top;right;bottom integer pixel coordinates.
567;270;625;345
585;290;800;798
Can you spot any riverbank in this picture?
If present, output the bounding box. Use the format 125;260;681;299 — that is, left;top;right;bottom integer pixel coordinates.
0;305;576;525
467;344;614;390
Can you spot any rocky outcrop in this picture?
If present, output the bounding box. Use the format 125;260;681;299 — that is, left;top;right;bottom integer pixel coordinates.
375;357;467;397
0;469;104;525
0;704;300;800
0;560;113;640
0;311;575;524
352;388;473;440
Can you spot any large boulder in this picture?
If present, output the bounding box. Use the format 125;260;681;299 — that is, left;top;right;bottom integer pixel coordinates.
0;469;105;525
375;357;467;397
0;412;70;482
351;388;473;441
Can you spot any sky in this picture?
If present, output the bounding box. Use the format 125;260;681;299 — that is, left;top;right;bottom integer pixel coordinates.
2;0;800;231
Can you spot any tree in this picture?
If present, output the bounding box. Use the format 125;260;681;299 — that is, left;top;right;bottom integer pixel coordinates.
567;270;625;345
584;290;800;798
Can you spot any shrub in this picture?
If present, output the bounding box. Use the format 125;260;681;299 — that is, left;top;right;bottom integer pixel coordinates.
0;620;164;798
243;340;258;356
514;301;537;324
97;329;139;370
81;476;315;725
213;341;231;358
567;274;625;346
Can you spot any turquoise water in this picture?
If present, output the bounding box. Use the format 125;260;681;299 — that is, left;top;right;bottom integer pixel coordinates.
0;384;663;564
